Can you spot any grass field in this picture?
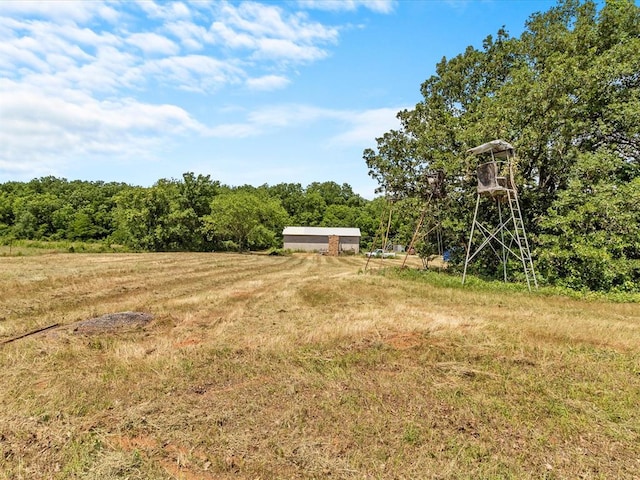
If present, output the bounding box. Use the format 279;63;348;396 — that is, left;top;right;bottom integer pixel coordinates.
1;252;639;479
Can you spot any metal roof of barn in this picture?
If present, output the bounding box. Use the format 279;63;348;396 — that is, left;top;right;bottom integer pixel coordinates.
283;227;361;237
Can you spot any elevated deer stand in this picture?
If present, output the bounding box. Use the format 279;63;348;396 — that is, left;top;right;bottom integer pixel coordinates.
402;170;446;269
364;197;395;271
462;140;537;290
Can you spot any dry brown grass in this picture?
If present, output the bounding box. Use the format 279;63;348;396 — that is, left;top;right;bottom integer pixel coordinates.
1;252;639;479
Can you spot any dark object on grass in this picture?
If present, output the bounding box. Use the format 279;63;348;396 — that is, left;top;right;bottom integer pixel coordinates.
73;312;153;334
1;323;60;345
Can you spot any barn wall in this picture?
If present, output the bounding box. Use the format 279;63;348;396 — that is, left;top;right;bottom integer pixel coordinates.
339;236;359;253
284;235;360;254
283;234;328;252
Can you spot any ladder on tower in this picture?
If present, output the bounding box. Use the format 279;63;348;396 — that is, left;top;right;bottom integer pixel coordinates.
506;189;537;290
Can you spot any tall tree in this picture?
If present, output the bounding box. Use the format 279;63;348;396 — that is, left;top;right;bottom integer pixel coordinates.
203;190;289;251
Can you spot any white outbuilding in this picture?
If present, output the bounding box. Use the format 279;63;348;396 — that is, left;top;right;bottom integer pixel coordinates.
282;227;361;254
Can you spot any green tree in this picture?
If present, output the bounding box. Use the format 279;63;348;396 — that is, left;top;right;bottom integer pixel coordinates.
111;175;221;251
0;177;132;243
12;193;63;239
320;204;360;228
538;150;640;291
175;173;220;250
67;209;99;240
293;191;327;226
0;192;14;237
203;191;289;251
307;181;365;207
268;183;307;222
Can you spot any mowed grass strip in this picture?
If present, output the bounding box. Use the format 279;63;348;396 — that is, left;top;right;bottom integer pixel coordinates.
0;252;639;479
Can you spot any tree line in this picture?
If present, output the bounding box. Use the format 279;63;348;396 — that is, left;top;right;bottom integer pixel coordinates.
0;174;391;252
365;0;640;292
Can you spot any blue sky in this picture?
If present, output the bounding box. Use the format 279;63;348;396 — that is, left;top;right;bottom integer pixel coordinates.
0;0;559;198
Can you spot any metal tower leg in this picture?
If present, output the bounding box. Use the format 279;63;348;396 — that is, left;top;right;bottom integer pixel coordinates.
462;194;481;285
402;208;427;268
497;199;507;282
402;192;434;268
365;200;393;271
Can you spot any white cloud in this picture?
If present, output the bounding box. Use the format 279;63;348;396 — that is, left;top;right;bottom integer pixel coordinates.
0;79;207;177
253;37;328;61
206;123;262;138
0;19;82;76
135;0;193;21
172;2;192;19
1;1;344;98
57;24;121;49
297;0;396;14
164;20;211;50
145;55;245;92
49;46;141;93
0;38;50;74
97;4;120;23
210;21;256;49
329;107;403;146
210;2;339;61
204;104;404;147
202;103;332;138
0;19;126;94
246;74;290;91
247;104;334;128
0;1;392;182
127;32;180;56
218;2;310;41
0;1;111;23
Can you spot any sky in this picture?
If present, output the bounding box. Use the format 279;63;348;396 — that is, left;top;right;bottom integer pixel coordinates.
0;0;560;198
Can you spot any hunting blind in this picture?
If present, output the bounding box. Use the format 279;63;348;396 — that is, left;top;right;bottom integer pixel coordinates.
462;140;537;290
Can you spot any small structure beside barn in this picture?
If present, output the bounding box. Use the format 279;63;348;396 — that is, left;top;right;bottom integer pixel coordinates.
282;227;361;255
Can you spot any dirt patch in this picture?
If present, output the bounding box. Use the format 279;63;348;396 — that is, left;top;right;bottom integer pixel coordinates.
174;337;202;348
385;332;425;350
110;434;217;480
72;312;153;334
